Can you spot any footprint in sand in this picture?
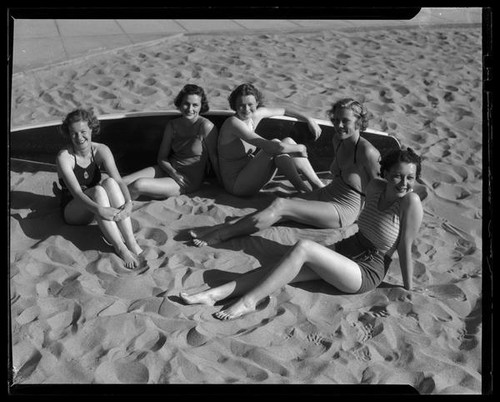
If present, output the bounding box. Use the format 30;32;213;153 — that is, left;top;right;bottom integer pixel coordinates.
393;84;410;97
352;345;372;362
95;360;149;384
305;332;333;351
142;227;168;246
368;305;390;318
143;77;157;86
98;91;117;100
422;284;467;301
135;86;157;97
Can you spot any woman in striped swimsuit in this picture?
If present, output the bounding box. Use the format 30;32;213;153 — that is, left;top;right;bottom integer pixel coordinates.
180;148;423;320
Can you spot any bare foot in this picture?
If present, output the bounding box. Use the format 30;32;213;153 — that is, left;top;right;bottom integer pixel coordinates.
116;246;139;269
213;299;256;321
192;230;224;248
179;291;217;306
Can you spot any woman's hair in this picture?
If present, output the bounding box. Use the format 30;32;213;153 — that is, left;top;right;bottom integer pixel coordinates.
327;98;369;132
60;108;100;139
228;83;265;111
174;84;210;113
380;147;422;179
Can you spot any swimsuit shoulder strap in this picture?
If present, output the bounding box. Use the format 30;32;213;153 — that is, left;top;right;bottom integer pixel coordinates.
353;135;360;164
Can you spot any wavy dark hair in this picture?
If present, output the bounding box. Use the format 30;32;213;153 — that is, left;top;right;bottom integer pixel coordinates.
327;98;370;132
60;108;100;140
380;147;422;179
228;83;265;111
174;84;210;113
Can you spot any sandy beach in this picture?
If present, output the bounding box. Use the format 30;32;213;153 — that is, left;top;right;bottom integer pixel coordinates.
10;24;483;393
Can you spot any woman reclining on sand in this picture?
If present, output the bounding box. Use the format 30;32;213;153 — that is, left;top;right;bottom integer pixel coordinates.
123;84;220;199
190;98;381;246
217;82;325;196
56;108;142;269
181;147;423;320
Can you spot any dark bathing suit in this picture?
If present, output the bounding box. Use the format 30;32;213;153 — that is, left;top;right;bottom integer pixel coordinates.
59;147;102;211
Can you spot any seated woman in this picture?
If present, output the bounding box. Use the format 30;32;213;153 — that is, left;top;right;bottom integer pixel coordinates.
190;98;381;247
123;84;219;199
181;148;424;320
56;108;142;269
218;82;325;197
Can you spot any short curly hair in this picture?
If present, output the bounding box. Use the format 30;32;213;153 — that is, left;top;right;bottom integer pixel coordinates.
380;147;422;180
228;83;265;111
174;84;210;113
60;108;100;140
327;98;369;132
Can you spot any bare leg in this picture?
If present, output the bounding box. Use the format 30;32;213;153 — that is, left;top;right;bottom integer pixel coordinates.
85;186;139;269
124;165;181;200
129;176;181;200
193;196;341;247
290;157;325;190
275;138;324;191
230;150;277;196
181;239;362;320
101;178;143;256
274;154;311;193
122;165;159;186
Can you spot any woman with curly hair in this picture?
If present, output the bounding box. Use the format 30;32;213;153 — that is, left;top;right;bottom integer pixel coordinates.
190;98;381;247
217;82;325;197
181;148;424;320
124;84;219;199
56;108;142;269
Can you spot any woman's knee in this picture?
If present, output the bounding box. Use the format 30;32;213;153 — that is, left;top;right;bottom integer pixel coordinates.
281;137;297;144
293;239;316;257
101;177;120;192
87;185;109;204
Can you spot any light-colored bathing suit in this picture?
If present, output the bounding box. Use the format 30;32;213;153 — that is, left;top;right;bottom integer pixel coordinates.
336;181;401;293
168;118;210;194
305;136;365;227
305;175;364;228
218;118;259;194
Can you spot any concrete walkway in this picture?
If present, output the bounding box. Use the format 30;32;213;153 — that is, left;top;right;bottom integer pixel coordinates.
10;8;483;74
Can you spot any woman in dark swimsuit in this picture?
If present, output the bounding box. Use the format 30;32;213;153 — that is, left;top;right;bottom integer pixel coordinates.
56;109;142;269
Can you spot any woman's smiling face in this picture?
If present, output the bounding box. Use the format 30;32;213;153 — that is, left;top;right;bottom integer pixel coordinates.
235;95;258;120
331;108;358;140
68;120;92;150
384;162;418;197
179;94;202;120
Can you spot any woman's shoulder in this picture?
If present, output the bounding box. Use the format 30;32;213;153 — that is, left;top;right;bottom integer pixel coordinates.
199;116;215;131
401;190;422;208
92;142;112;160
56;147;73;164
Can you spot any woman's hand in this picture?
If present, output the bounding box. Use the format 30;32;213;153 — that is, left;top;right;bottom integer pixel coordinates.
170;172;186;188
113;201;133;221
97;206;122;221
307;118;322;140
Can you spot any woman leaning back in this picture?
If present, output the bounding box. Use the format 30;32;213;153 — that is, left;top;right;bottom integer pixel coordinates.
217;82;326;196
